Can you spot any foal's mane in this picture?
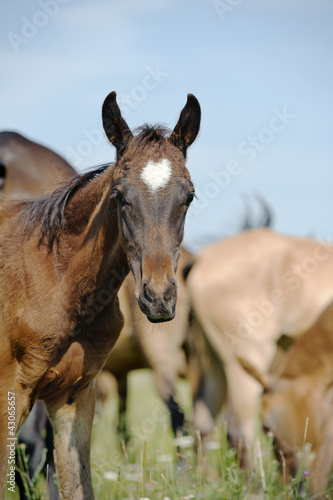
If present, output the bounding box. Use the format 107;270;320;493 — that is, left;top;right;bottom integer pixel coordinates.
133;124;170;140
127;124;171;155
18;164;110;250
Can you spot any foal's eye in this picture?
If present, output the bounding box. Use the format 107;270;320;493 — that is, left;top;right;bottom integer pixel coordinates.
113;190;127;206
185;193;195;206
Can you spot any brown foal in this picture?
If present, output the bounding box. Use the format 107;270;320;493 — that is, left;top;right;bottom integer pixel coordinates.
0;91;200;499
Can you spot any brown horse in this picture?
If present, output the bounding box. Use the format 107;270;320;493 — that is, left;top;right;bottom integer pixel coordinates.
0;91;201;500
0;131;75;201
2;130;193;496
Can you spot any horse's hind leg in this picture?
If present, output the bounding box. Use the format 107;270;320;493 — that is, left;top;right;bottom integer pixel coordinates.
46;382;96;500
166;394;184;437
152;364;184;437
45;415;58;500
117;374;130;443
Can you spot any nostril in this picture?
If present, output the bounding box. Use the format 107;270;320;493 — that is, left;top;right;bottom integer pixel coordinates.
142;281;154;303
164;279;177;302
170;279;177;289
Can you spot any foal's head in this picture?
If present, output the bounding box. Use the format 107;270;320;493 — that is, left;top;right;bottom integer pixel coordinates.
102;92;200;322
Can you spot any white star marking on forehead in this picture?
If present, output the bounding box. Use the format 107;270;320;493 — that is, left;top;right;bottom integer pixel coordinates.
140;158;172;193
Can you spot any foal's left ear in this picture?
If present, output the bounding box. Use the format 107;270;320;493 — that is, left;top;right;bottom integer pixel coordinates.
102;91;133;156
170;94;201;157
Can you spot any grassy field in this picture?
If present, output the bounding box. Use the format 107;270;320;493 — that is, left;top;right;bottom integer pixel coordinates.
5;370;333;499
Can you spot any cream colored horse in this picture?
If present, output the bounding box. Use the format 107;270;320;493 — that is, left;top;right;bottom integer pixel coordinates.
186;227;333;463
240;300;333;496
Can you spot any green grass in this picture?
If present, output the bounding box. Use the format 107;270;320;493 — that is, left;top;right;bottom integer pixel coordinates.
5;370;333;499
89;370;286;499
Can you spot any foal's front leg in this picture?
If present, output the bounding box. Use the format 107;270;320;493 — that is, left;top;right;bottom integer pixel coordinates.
46;382;96;500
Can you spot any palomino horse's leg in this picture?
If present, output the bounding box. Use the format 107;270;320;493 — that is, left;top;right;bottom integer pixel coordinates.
46;382;96;500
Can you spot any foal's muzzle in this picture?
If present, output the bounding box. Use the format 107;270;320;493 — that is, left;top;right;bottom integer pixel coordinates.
138;279;177;323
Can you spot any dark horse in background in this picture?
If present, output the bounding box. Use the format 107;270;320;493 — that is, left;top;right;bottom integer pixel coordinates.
0;92;201;500
0;131;75;201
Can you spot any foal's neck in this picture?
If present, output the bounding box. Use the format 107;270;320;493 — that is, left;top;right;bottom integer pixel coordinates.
56;166;129;308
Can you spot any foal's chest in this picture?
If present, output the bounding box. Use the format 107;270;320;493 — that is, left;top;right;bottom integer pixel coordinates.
37;340;89;403
37;313;124;404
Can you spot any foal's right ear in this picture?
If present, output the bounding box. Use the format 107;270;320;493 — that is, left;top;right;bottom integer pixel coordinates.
102;91;133;156
170;94;201;157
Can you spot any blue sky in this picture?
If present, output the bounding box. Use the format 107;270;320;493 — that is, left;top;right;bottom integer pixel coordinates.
1;0;333;251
